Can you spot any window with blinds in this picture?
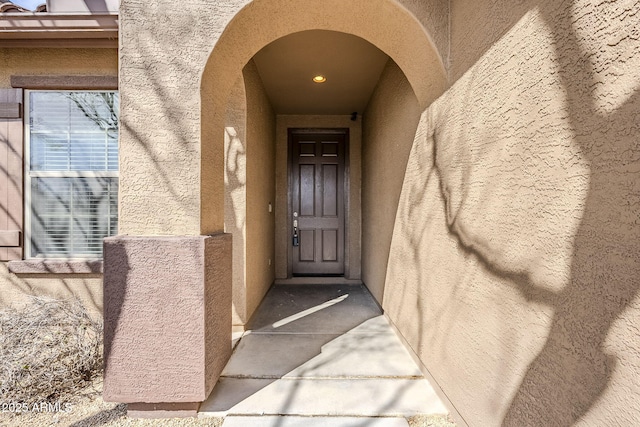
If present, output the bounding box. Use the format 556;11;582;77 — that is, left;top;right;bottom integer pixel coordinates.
26;91;119;258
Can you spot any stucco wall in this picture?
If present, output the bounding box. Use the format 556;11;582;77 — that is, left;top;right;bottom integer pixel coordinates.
119;0;233;235
120;0;445;237
384;1;640;425
362;60;421;303
0;48;118;87
224;76;247;326
243;60;276;323
395;0;449;68
117;0;446;309
0;48;117;314
0;264;103;314
223;61;276;327
274;115;362;281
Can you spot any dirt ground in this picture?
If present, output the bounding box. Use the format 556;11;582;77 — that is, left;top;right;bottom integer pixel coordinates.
408;414;458;427
0;379;455;427
0;379;223;427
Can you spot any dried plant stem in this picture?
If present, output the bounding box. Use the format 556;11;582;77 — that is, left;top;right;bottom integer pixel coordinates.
0;297;103;405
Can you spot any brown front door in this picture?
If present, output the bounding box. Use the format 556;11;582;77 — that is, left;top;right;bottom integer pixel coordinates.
290;129;346;276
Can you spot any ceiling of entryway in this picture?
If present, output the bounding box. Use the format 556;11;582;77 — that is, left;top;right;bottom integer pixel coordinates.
252;30;390;115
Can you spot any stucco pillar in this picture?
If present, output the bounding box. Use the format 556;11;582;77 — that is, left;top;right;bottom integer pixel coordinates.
102;234;232;418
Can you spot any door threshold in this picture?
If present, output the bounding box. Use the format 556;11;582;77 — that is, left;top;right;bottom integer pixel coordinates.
274;277;363;286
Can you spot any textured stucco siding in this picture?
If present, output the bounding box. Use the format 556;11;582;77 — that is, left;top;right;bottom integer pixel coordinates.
119;0;252;235
223;60;277;327
0;263;103;314
396;0;449;68
0;48;118;88
103;235;232;403
384;1;640;425
243;60;276;323
362;60;421;303
223;60;276;327
225;75;248;326
121;0;445;236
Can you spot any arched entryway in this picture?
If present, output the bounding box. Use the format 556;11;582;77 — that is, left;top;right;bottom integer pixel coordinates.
202;0;448;328
200;0;447;233
105;0;447;417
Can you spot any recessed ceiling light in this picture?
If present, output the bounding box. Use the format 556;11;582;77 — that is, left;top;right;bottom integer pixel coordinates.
312;75;327;83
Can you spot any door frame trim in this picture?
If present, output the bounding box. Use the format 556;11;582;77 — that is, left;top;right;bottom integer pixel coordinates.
287;128;350;278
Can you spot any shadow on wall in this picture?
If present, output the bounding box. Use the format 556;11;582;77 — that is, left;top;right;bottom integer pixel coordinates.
385;0;639;425
0;266;104;316
101;19;204;386
424;1;639;425
225;75;248;325
500;3;640;425
118;16;204;235
102;240;129;388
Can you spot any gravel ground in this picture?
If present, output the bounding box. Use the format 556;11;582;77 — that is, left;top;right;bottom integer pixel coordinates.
1;379;454;427
408;414;458;427
0;380;223;427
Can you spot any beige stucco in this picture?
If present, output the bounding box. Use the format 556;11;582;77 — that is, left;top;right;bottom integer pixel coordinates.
224;75;247;326
224;60;276;327
383;1;640;425
243;60;276;324
274;115;362;281
0;263;103;314
0;48;117;313
362;59;422;303
0;48;118;87
116;0;445;236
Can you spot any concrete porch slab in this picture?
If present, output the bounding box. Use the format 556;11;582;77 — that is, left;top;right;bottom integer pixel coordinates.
200;284;450;423
221;332;342;378
199;377;448;417
284;328;423;379
247;284;381;334
221;415;410;427
223;328;422;379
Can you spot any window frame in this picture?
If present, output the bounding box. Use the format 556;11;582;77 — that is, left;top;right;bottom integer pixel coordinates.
24;89;119;260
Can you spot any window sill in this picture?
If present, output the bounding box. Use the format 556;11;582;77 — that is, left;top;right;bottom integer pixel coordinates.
8;259;103;274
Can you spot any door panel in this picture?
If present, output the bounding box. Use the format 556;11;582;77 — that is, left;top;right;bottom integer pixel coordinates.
322;229;338;261
291;131;346;276
322;164;338;216
299;229;315;262
299;164;315;216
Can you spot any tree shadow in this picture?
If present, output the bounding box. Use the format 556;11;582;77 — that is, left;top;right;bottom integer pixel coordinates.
68;403;126;427
501;3;640;425
426;2;640;425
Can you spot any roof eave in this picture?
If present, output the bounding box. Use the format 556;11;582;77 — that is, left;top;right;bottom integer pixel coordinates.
0;12;118;48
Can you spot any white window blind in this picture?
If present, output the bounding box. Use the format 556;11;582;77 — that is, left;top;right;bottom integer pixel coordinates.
27;91;119;258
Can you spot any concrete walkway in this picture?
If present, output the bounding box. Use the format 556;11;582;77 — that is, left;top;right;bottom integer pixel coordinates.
199;284;448;426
